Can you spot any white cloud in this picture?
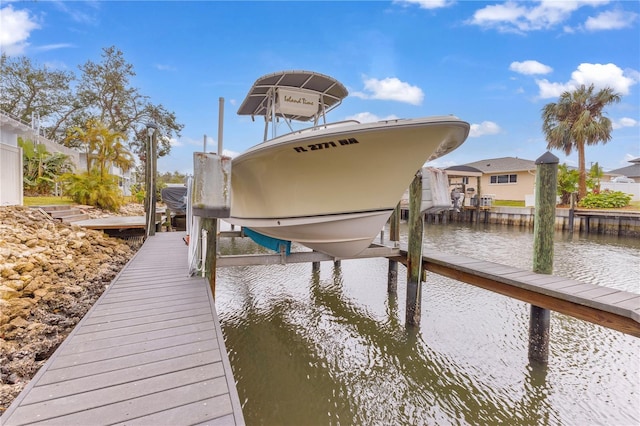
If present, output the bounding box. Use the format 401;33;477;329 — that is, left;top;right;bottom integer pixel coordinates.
467;0;614;33
535;79;573;99
51;1;99;25
344;112;400;123
393;0;455;10
352;77;424;105
0;5;39;55
535;63;638;98
169;137;183;148
222;148;240;158
585;9;638;31
34;43;74;52
469;121;502;138
612;117;638;130
510;60;553;75
624;153;638;163
155;64;177;72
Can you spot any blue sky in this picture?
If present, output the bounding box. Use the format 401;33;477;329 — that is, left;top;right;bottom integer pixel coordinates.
1;0;639;174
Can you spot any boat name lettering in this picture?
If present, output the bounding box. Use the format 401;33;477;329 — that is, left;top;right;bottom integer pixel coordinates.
293;138;359;153
284;95;315;106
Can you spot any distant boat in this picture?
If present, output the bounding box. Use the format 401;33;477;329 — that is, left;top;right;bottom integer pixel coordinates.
226;70;469;257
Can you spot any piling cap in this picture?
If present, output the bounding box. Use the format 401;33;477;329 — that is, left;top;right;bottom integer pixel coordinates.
535;151;559;165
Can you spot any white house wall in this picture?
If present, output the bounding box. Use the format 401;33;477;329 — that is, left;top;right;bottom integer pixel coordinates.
0;143;24;206
600;182;640;201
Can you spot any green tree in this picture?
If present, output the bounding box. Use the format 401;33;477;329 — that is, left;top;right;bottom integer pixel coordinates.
158;171;188;185
76;46;183;159
541;84;621;199
556;163;579;205
65;119;134;176
18;138;73;195
587;162;604;193
0;53;81;139
62;120;134;211
1;47;184;163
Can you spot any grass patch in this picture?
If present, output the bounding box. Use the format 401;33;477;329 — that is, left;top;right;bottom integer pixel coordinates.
23;196;75;206
492;200;525;207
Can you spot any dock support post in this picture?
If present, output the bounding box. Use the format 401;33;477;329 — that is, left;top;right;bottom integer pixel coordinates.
529;151;558;363
203;218;218;297
568;192;576;233
388;203;400;293
144;123;158;239
406;173;424;326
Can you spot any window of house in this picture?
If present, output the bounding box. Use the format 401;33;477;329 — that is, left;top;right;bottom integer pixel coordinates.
490;174;517;184
462;176;469;185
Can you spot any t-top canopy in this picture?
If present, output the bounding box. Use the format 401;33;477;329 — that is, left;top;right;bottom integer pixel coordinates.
237;70;349;122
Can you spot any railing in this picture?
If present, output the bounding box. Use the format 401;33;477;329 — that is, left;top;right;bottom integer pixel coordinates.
0;109;47;138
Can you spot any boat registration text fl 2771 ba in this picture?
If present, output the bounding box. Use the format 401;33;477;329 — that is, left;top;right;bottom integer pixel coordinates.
225;70;470;258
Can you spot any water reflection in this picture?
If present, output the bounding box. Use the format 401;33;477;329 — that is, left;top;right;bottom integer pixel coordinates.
216;223;640;425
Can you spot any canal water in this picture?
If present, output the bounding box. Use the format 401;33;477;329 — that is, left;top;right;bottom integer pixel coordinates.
215;222;640;425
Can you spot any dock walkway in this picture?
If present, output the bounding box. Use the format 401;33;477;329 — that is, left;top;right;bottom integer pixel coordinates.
396;247;640;337
1;232;244;426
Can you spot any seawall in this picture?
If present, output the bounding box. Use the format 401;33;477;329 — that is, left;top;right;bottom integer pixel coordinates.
410;206;640;237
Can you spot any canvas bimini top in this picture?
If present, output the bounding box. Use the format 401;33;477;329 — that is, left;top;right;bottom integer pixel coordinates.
237;71;349;140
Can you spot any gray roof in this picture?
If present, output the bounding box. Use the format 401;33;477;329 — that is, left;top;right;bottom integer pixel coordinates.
607;162;640;178
462;157;537;173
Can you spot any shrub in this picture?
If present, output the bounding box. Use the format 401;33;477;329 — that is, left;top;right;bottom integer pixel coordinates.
578;190;631;209
130;184;145;203
557;163;579;205
61;171;124;211
18;139;73;195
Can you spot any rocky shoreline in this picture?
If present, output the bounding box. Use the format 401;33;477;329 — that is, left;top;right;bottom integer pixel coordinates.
0;205;144;415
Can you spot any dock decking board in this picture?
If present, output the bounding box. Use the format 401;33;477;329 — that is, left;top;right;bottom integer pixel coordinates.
416;249;640;336
1;232;244;426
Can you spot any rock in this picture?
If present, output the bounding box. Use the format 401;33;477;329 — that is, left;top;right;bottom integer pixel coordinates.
9;317;29;329
0;286;18;300
0;204;141;414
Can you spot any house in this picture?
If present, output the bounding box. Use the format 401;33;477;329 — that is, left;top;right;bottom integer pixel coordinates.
447;157;537;203
606;158;640;182
1;111;81;206
601;158;640;201
1;110;138;204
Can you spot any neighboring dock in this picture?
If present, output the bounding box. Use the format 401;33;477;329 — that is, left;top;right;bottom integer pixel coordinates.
1;232;244;426
412;205;640;237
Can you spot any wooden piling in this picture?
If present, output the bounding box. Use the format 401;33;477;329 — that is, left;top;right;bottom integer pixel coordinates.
529;151;558;363
202;218;217;297
149;130;158;237
144;131;151;238
568;192;576;233
406;173;424;326
388;203;400;293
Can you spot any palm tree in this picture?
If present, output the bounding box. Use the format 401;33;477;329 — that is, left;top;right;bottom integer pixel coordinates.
541;84;621;198
65;119;133;177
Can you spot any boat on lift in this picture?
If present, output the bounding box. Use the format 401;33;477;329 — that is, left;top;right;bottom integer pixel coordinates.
226;70;470;257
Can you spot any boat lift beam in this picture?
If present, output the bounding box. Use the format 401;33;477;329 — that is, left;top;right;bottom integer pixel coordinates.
216;243;401;268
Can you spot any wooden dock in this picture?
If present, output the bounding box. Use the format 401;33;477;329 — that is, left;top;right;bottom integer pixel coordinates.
1;232;244;426
389;247;640;337
73;215;148;229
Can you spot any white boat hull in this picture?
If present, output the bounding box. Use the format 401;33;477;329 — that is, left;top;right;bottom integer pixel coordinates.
227;116;469;257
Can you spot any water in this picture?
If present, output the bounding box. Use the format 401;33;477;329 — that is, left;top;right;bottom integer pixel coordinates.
215;223;640;425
